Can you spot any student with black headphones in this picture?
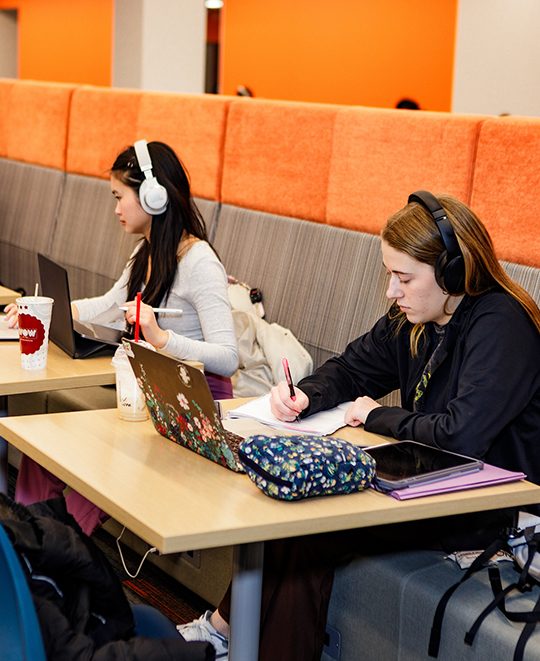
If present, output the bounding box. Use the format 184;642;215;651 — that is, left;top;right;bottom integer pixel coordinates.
272;190;540;467
12;141;239;537
179;192;540;661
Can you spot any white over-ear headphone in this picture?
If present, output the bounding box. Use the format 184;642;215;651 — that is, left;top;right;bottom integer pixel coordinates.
134;139;169;215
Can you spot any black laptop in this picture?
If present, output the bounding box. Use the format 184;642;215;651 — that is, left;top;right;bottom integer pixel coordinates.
38;253;125;359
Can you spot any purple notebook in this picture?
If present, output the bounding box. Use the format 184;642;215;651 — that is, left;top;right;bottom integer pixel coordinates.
385;463;526;501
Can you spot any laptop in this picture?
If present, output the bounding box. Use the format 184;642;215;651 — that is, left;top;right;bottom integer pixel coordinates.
38;253;125;359
125;339;256;472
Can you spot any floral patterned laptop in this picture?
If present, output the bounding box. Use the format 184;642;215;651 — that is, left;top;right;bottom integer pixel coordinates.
124;339;245;472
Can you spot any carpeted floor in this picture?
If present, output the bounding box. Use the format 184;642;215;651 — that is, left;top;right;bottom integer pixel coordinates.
8;464;212;626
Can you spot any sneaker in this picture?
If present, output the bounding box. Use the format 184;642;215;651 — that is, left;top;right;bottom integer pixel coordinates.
177;610;229;660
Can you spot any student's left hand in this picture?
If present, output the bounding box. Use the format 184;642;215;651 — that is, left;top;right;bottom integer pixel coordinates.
345;396;381;427
4;303;18;328
123;300;169;349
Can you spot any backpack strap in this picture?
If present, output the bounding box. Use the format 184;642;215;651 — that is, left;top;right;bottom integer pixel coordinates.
429;536;508;658
464;534;540;661
464;568;519;645
514;592;540;661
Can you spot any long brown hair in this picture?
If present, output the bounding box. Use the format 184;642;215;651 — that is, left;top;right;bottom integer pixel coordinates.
381;194;540;353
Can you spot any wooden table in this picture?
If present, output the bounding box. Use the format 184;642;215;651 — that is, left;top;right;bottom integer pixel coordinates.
0;341;116;396
4;408;539;551
0;336;202;496
1;407;539;660
0;340;204;397
0;285;18;306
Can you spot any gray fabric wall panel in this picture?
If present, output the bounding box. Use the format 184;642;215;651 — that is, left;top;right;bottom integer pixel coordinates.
214;204;303;327
214;204;391;370
278;220;390;366
0;244;40;296
0;158;64;253
59;266;118;302
48;174;137;291
194;197;220;243
502;261;540;306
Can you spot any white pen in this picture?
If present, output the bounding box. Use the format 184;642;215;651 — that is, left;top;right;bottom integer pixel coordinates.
119;306;183;314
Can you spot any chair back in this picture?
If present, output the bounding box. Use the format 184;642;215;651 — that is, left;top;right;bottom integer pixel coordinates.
0;522;46;660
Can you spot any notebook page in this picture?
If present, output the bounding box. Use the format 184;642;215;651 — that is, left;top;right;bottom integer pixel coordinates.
227;393;353;436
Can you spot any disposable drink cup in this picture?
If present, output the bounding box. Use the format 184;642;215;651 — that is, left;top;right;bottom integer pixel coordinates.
16;296;54;370
115;368;148;421
111;344;148;421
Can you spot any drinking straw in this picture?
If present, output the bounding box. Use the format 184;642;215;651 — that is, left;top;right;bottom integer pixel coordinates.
34;283;39;297
135;292;141;343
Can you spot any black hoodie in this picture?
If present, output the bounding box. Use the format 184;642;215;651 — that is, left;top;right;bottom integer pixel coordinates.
299;289;540;492
0;495;215;661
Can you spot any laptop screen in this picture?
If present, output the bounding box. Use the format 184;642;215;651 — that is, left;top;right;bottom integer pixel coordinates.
38;253;76;356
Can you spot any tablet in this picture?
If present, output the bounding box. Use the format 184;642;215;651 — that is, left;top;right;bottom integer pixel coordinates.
365;440;483;491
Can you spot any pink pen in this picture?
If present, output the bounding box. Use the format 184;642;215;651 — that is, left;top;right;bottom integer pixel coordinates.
282;357;301;422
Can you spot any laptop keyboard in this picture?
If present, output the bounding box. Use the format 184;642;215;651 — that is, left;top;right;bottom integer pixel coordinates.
225;429;244;458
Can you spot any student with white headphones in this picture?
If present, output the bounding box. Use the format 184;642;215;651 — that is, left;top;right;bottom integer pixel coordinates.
11;141;239;536
80;139;238;394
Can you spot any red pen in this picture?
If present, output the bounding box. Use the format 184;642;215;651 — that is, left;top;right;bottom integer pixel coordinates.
134;291;141;343
282;357;300;422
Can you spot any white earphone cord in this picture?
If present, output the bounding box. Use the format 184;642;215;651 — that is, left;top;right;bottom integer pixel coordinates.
115;525;157;579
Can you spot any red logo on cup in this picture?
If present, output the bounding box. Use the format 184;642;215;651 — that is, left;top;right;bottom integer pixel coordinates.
18;314;45;354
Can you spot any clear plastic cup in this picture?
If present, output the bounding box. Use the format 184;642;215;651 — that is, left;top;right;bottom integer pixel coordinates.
111;343;149;421
16;296;54;370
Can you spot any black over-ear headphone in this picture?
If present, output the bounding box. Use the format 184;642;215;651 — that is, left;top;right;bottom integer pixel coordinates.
134;140;169;215
407;190;466;295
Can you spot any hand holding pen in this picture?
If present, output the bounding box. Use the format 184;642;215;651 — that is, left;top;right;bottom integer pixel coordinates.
274;358;305;423
269;378;309;422
123;297;169;349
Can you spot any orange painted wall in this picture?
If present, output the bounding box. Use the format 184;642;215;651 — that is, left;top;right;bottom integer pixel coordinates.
0;0;457;110
0;0;112;86
220;0;457;111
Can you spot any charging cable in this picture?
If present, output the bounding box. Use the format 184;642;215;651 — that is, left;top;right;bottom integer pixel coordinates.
115;526;157;579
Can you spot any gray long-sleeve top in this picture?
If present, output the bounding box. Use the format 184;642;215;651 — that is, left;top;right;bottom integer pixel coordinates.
73;241;239;377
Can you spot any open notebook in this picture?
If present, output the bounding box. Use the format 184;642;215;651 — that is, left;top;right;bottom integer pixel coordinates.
227;392;353;436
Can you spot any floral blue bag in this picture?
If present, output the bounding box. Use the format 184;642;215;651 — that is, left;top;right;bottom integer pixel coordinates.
238;434;376;500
